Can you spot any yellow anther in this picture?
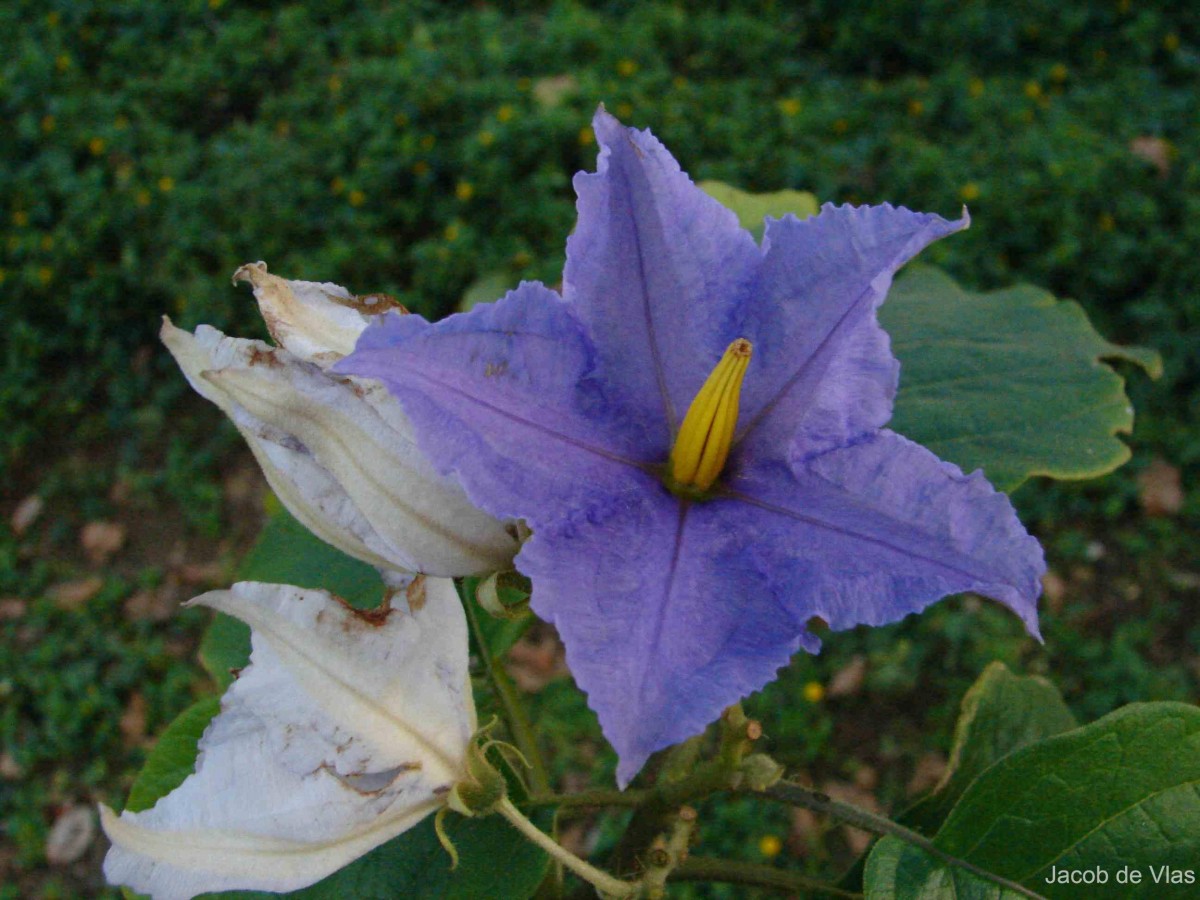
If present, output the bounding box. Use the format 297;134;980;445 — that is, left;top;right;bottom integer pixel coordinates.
667;339;752;493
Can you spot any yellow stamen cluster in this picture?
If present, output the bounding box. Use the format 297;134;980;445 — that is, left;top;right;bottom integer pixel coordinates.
667;339;752;493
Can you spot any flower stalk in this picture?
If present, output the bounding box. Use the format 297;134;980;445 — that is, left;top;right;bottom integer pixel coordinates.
758;781;1046;900
496;798;636;899
461;581;552;795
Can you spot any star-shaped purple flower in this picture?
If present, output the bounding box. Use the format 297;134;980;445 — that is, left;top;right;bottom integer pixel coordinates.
339;109;1044;786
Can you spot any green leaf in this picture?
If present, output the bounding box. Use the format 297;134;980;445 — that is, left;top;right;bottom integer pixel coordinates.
884;265;1161;491
460;270;518;312
125;697;221;813
902;661;1076;834
866;839;1029;900
697;180;819;241
865;702;1200;899
199;508;384;688
696;184;1158;490
196;813;548;900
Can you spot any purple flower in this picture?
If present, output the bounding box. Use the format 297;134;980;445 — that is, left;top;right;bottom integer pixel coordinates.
338;109;1044;786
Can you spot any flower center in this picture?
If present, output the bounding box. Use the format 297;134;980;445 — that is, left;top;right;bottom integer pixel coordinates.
665;338;752;495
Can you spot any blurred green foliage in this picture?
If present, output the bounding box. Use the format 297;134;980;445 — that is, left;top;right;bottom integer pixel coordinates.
2;1;1198;895
3;0;1198;469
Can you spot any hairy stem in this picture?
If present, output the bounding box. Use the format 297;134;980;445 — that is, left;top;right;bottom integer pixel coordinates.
462;585;551;795
528;789;649;809
671;856;862;898
609;704;759;875
761;781;1047;899
497;798;635;898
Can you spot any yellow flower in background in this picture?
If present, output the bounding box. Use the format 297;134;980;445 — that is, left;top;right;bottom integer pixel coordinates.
455;181;475;201
88;137;106;156
616;58;638;77
778;98;802;117
158;177;175;193
348;189;366;207
758;835;783;858
496;105;514;123
960;182;980;202
803;681;825;703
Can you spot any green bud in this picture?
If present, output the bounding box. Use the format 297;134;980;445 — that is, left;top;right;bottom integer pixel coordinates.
738;753;786;791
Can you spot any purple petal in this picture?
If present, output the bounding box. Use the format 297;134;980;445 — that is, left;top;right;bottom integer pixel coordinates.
337;282;653;528
726;429;1044;639
567;108;761;446
518;485;820;786
735;204;968;468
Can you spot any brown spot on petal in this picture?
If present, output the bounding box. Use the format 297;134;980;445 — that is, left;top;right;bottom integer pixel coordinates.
329;761;423;795
332;590;395;626
246;345;284;368
339;291;407;315
406;575;427;612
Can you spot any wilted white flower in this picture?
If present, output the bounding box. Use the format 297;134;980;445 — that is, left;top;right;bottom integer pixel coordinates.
162;263;517;578
101;577;477;898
